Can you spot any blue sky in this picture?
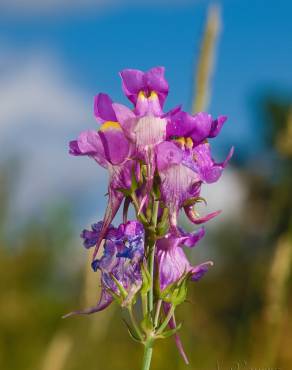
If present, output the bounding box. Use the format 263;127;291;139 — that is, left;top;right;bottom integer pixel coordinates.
1;0;291;153
0;0;291;224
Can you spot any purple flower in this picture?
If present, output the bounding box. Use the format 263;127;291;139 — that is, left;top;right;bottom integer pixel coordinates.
115;221;145;262
156;227;210;365
64;221;145;318
80;221;117;249
69;121;135;260
156;227;212;291
155;229;211;363
75;68;171;211
155;138;233;228
81;220;144;270
120;66;169;115
67;66;234;367
90;220;144;311
166;110;227;144
111;68;171;195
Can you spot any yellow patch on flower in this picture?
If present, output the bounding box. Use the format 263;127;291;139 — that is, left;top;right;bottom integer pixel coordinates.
173;137;186;147
149;91;158;100
185;137;193;149
99;121;121;132
173;137;194;149
138;91;147;100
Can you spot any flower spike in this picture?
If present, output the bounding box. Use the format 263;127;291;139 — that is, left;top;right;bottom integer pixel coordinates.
68;66;234;370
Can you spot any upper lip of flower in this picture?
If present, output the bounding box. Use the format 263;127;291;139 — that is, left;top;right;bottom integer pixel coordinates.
166;110;228;144
94;93;118;123
119;66;169;107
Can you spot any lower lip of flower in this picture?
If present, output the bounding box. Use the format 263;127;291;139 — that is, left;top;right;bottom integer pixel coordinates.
161;163;199;202
134;116;166;149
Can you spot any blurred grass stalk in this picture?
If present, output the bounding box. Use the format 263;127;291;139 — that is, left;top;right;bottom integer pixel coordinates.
276;106;292;157
253;110;292;366
192;4;221;113
257;235;292;366
41;332;73;370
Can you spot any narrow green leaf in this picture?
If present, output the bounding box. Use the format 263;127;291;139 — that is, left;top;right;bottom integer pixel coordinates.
110;274;127;299
156;323;182;339
183;196;207;207
140;312;153;334
122;319;142;343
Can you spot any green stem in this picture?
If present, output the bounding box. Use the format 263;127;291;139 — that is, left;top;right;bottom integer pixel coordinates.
141;342;153;370
148;200;159;313
131;192;148;224
148;241;155;313
141;198;159;369
154;299;162;328
151;199;159;226
156;305;175;335
128;306;143;341
141;293;148;318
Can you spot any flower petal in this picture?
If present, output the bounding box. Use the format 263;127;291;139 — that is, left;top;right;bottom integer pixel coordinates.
156;142;200;228
178;227;205;247
190;261;213;281
192;143;225;183
81;221;116;249
135;90;163;117
220;145;235;167
184;207;221;225
81;229;99;249
166;111;192;139
162;105;182;119
94;93;117;123
120;69;145;104
157;236;191;290
209;115;227;138
69;130;107;168
62;289;113;318
98;122;130;165
144;66;169;106
112;103;137;141
166;111;212;143
120;66;169;107
156;141;183;171
134;116;167;151
117;220;144;239
189;112;213;143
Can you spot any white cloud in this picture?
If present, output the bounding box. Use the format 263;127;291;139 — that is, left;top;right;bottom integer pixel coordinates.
200;167;246;221
0;53;88;135
0;50;107;221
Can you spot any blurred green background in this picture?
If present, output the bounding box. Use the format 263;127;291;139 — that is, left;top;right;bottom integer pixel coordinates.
0;0;292;369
